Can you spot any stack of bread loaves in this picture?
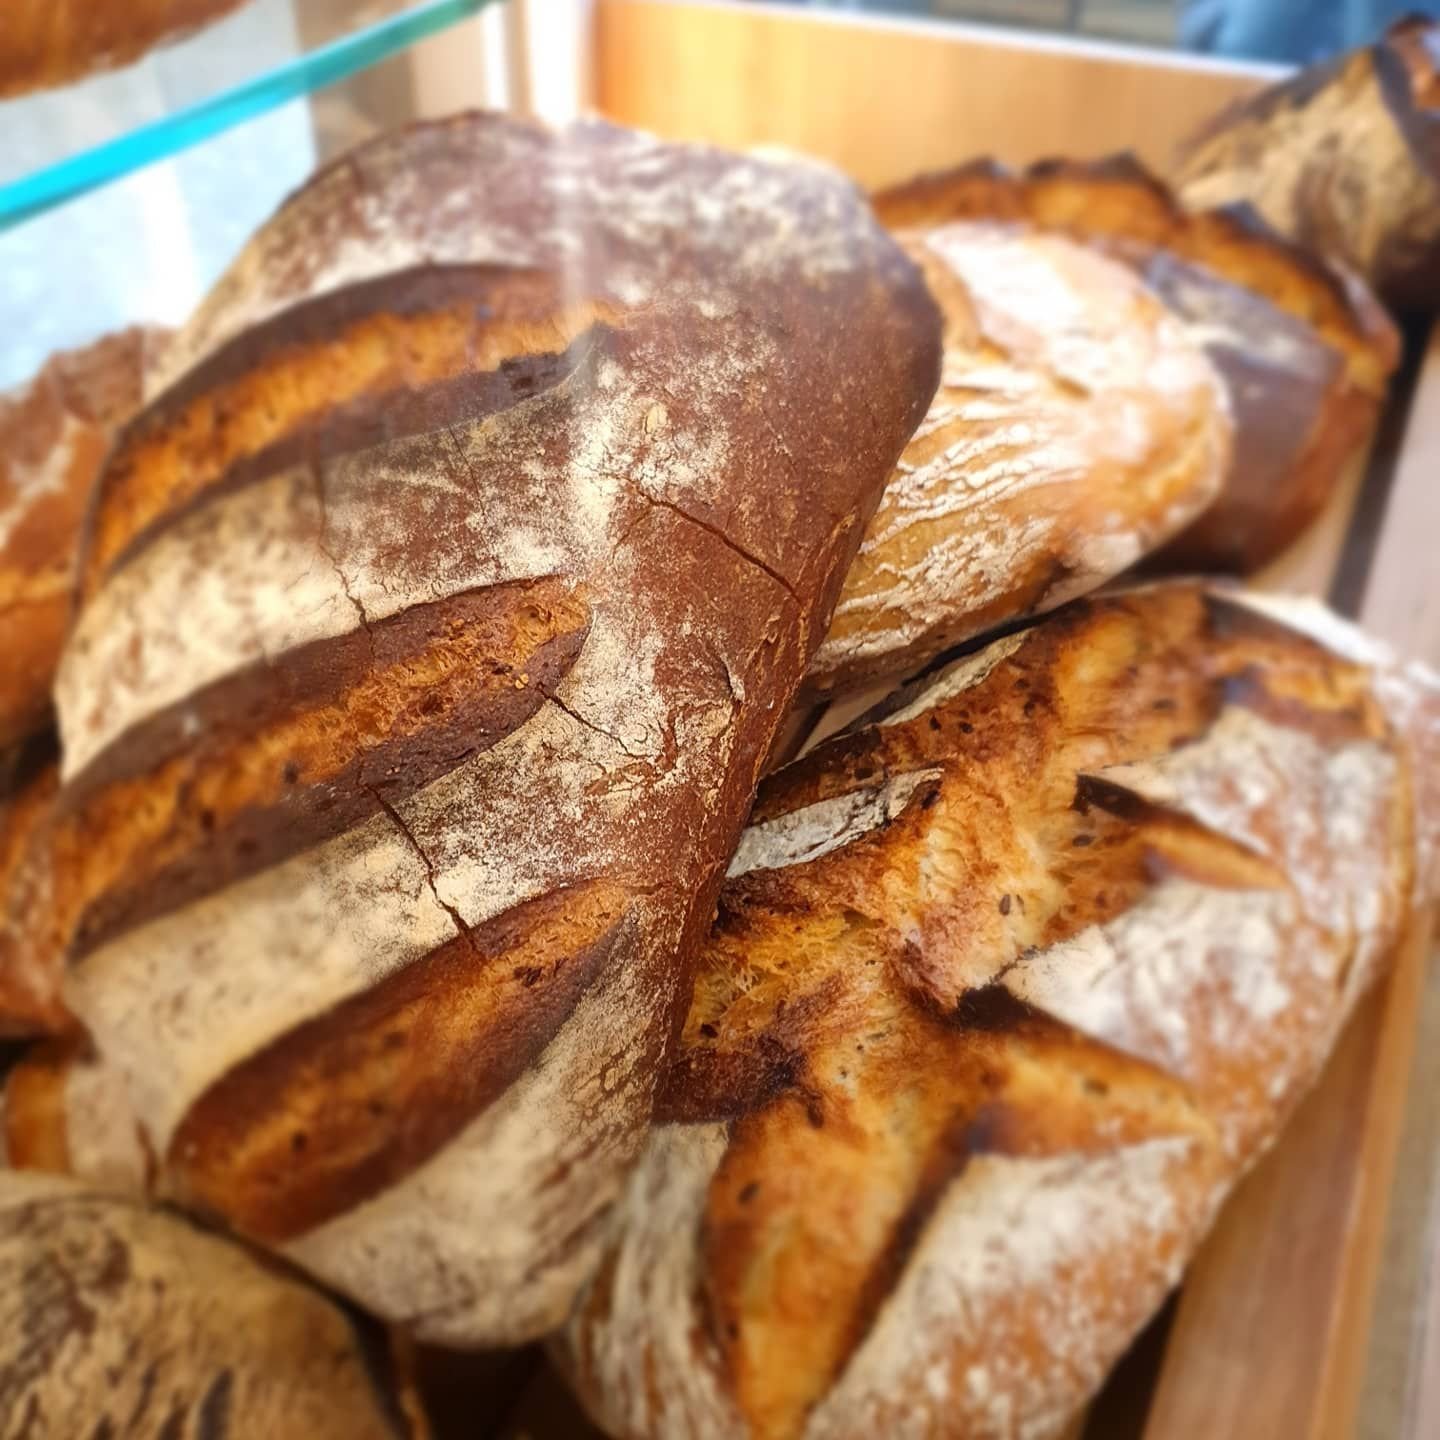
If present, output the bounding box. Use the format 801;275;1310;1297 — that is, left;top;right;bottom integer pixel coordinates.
1;102;1437;1440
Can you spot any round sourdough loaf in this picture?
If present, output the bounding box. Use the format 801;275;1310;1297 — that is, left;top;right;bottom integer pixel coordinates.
559;582;1440;1440
48;113;940;1345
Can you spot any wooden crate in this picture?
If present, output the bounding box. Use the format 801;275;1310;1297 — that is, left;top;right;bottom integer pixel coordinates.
443;6;1440;1436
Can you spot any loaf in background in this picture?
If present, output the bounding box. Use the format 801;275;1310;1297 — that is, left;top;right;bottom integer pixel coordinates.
0;327;166;750
1175;16;1440;313
875;155;1399;574
44;113;940;1347
559;582;1440;1440
805;219;1230;697
0;1169;426;1438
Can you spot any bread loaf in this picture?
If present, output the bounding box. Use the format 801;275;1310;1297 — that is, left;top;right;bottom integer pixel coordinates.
559;582;1439;1440
0;1169;425;1438
0;327;165;749
0;0;250;97
47;113;940;1346
1174;16;1440;312
874;156;1399;573
0;738;67;1037
1;1038;148;1190
805;219;1229;696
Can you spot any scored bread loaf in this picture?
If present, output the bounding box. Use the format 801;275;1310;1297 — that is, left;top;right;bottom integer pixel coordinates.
804;219;1230;696
45;113;940;1346
559;582;1440;1440
874;155;1399;574
1174;16;1440;312
0;0;251;97
0;1169;425;1438
0;327;166;749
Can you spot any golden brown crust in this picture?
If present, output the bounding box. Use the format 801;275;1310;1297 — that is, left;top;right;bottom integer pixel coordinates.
804;220;1229;694
0;0;251;97
562;582;1435;1440
0;1170;425;1438
1174;17;1440;311
0;327;164;749
874;156;1400;573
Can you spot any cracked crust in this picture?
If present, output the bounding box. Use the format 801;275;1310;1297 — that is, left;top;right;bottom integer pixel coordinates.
52;113;941;1344
560;582;1438;1440
874;155;1399;574
0;1170;424;1439
805;220;1230;695
1174;16;1440;311
0;327;165;751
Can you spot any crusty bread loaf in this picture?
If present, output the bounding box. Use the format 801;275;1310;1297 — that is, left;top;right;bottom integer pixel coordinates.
1;1038;148;1189
0;0;250;97
0;738;68;1038
874;156;1399;573
805;219;1229;696
0;327;165;750
1175;16;1440;313
0;1170;424;1438
47;113;939;1347
559;582;1439;1440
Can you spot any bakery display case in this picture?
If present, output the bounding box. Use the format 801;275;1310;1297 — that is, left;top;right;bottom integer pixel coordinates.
3;4;1439;1439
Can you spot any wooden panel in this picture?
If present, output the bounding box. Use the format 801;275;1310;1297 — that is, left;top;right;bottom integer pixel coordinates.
595;0;1284;186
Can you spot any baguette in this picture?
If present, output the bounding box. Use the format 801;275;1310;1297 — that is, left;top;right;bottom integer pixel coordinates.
0;327;165;749
0;1169;425;1438
559;582;1439;1440
874;156;1399;574
46;113;940;1346
1174;16;1440;312
805;219;1229;696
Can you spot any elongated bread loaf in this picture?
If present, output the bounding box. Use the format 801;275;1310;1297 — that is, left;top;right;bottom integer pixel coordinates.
1175;16;1440;312
0;327;165;749
875;156;1399;574
0;0;250;97
45;113;939;1346
559;582;1439;1440
805;219;1229;696
0;1169;424;1438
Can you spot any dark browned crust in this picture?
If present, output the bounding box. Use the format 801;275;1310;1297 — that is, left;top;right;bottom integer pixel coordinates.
168;881;633;1242
62;577;591;960
60;113;943;1339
